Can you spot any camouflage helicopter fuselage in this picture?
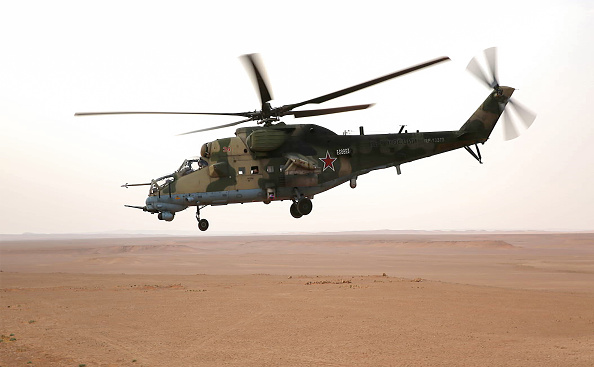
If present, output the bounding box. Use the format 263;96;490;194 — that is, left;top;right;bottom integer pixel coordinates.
143;87;514;228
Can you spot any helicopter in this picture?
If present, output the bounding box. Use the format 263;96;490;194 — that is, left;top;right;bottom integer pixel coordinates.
76;48;535;231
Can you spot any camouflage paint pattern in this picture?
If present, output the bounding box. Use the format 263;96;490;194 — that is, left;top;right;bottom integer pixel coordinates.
145;87;513;217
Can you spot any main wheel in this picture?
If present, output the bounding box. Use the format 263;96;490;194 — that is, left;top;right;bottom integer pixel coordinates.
198;219;209;231
297;198;313;215
290;203;303;218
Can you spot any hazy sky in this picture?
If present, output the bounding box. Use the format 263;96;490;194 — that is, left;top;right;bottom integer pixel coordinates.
1;1;593;234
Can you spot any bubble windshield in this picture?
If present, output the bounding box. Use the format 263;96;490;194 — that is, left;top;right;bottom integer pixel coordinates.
177;158;208;176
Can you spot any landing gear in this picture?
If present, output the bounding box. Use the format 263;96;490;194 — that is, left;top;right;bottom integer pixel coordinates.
297;198;312;215
290;197;313;219
196;206;209;231
464;144;483;164
290;203;303;218
198;219;209;231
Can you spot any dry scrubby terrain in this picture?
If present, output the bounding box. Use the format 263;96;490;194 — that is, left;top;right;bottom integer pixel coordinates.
1;232;594;366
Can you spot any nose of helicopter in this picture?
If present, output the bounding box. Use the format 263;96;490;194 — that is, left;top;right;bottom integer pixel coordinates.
145;195;156;212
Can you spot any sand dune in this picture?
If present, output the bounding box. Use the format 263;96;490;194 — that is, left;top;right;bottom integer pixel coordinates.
1;232;593;366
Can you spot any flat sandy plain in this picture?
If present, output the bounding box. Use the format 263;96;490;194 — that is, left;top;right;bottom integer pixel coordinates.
1;231;593;366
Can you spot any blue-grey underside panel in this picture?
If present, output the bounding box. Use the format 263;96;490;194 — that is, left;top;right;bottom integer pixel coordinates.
145;165;391;211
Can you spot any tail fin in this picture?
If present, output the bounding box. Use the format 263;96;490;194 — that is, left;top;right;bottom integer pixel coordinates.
459;86;514;143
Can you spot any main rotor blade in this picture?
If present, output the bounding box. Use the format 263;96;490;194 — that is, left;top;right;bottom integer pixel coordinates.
177;117;254;135
288;104;374;118
241;53;273;108
484;47;499;88
284;56;450;111
75;111;251;117
509;98;536;129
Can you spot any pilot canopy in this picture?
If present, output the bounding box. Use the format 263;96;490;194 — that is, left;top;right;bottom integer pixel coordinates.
177;158;208;176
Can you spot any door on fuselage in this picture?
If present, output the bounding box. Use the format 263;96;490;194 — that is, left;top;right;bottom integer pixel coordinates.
234;160;262;190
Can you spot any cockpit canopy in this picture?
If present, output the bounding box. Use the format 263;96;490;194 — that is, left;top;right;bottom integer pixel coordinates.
177;157;208;176
149;174;174;195
200;143;210;158
149;158;209;195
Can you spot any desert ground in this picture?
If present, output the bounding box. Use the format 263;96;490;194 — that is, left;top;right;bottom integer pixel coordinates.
1;231;593;366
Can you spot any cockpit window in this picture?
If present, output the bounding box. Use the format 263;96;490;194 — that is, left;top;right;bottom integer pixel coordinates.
177;158;209;176
150;174;175;195
200;143;210;158
150;158;209;195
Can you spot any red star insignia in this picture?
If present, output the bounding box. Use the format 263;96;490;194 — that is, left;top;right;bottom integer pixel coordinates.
319;150;337;171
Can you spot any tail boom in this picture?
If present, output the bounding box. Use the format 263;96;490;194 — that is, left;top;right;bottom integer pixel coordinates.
459;86;514;143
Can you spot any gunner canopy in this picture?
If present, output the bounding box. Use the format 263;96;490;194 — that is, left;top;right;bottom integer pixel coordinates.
177;157;208;176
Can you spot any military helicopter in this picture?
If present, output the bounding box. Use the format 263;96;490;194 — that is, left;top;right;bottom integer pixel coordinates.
76;48;535;231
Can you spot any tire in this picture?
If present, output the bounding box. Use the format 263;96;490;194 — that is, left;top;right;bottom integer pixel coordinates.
290;203;303;218
198;219;209;231
297;198;313;216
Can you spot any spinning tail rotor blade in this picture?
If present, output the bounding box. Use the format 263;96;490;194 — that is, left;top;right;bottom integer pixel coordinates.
484;47;499;88
501;97;537;141
467;47;537;141
466;56;491;88
502;110;519;141
466;47;499;89
509;98;536;129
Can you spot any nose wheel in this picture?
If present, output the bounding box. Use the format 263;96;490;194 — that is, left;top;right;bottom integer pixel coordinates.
196;206;209;231
198;219;209;231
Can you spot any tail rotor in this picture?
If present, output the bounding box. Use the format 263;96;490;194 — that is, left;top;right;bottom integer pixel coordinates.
467;47;536;140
